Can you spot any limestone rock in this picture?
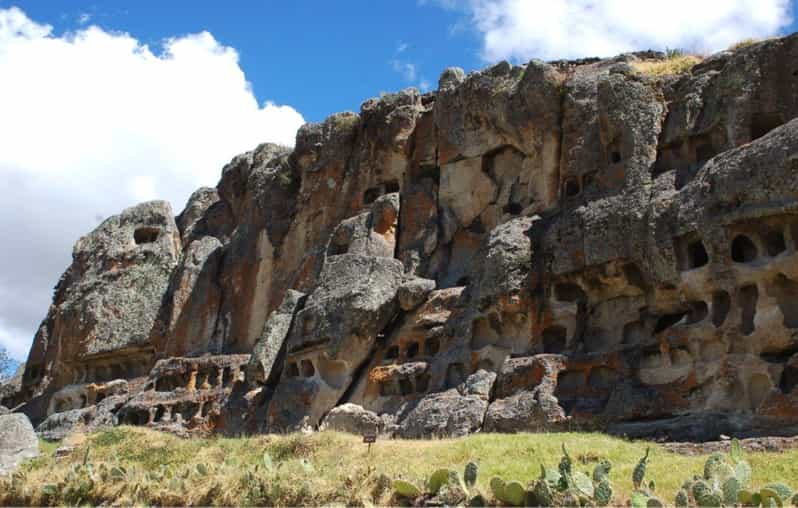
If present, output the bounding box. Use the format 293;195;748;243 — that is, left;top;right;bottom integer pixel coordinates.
320;403;381;435
397;278;436;311
398;389;488;438
0;414;39;476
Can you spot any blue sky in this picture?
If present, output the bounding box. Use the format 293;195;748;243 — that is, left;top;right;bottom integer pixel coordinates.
11;1;486;122
0;0;796;362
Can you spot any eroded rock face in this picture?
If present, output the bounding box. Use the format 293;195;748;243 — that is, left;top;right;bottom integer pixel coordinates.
0;414;39;476
266;254;405;431
11;33;798;440
11;201;180;418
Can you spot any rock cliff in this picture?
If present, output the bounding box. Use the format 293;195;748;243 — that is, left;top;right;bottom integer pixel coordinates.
4;35;798;441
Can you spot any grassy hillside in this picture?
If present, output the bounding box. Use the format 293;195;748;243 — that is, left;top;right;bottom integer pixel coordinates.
2;427;797;506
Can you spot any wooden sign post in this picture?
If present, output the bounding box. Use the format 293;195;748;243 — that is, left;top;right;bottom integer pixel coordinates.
363;432;377;455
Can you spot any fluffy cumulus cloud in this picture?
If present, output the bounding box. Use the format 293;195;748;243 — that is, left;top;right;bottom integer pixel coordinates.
436;0;793;61
0;7;305;360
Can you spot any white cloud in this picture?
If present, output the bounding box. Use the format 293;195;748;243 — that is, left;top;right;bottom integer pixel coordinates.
392;59;418;81
391;48;432;92
0;7;305;360
428;0;793;62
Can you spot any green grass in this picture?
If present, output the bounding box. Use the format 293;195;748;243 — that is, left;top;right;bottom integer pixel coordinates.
3;427;797;506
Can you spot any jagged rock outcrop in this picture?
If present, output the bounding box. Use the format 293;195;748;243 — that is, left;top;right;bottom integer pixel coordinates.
6;34;798;442
0;414;39;475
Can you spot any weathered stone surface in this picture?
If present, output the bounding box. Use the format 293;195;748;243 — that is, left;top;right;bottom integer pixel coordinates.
398;389;488;438
153;236;224;357
0;414;39;476
16;201;180;421
0;363;24;407
13;33;798;440
484;355;567;433
118;354;249;435
37;394;126;441
397;278;436;311
320;403;381;435
267;254;405;431
247;289;305;385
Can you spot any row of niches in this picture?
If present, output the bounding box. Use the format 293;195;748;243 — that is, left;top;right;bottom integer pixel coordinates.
152;364;242;392
554;366;619;415
560;170;600;200
676;220;798;272
68;360;150;386
654;112;786;188
376;362;468;399
538;273;798;356
382;336;441;364
121;400;213;426
378;372;431;397
285;358;316;379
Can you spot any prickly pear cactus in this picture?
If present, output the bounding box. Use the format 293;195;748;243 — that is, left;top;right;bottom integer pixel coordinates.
572;471;594;498
540;464;561;485
490;477;506;503
692;479;722;507
559;444;573;476
759;487;782;508
504;480;526;506
703;453;726;481
631;490;650;508
529;479;554;507
393;479;421;498
595;478;613;507
764;483;794;501
675;488;690;507
722;476;741;506
464;461;479;489
633;448;650;489
593;459;612;483
428;468;450;495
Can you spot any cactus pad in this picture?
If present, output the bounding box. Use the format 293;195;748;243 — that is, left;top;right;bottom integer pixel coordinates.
393;479;421;498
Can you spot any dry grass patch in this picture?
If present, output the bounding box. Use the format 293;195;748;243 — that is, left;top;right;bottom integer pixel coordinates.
633;54;703;77
2;427;797;506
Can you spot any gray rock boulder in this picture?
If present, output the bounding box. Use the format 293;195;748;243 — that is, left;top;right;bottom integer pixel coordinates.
0;414;39;476
397;277;436;311
36;395;126;441
247;289;306;385
398;389;488;438
320;403;382;435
